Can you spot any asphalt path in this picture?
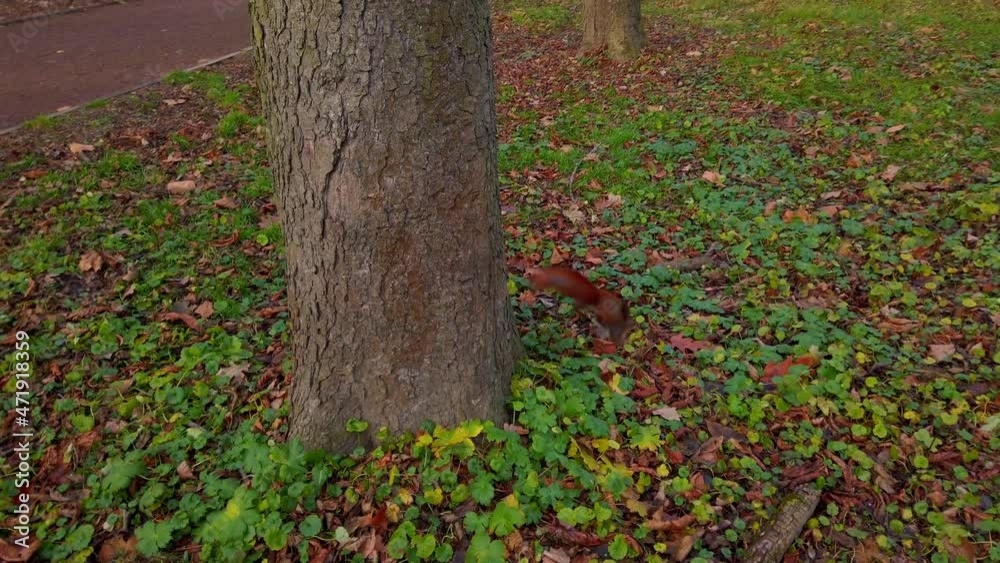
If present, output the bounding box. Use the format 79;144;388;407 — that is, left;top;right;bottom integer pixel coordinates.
0;0;251;130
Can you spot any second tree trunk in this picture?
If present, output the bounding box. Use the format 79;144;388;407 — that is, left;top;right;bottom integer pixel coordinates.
581;0;646;60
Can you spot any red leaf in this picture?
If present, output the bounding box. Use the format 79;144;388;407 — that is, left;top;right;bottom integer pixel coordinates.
669;334;712;353
762;354;818;383
155;312;201;332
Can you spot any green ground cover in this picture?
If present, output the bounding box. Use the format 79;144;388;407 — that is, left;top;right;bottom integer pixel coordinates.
1;1;996;561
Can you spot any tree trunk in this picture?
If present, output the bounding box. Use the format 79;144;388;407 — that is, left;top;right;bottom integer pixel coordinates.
581;0;646;60
250;0;517;453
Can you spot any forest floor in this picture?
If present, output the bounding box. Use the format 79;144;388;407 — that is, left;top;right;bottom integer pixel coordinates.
1;0;997;561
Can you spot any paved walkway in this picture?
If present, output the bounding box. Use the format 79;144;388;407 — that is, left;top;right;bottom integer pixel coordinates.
0;0;250;130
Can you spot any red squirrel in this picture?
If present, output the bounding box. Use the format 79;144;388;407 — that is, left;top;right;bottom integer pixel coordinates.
528;267;632;346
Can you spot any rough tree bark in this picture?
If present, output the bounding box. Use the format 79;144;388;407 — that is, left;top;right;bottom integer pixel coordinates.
250;0;518;453
745;485;821;563
581;0;646;60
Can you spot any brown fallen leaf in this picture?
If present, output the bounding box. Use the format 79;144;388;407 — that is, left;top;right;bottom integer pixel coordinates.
217;363;250;385
928;343;956;361
669;334;712;353
194;300;215;319
763;200;778;216
177;460;196;480
562;206;585;224
68;142;95;154
818;205;840;217
0;537;40;562
79;250;104;272
665;530;700;561
596;193;623;211
98;536;137;563
692;435;724;464
878;317;920;333
213;196;238;209
652;405;682;422
163;98;187;106
645;514;695;532
763;353;819;383
542;548;571;563
155;311;201;331
886;124;906;134
592;339;619;355
701;170;722;185
880;164;902;182
166;180;198;195
782;206;815;224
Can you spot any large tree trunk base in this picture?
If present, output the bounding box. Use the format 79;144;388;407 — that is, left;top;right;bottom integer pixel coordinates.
251;0;517;454
581;0;646;61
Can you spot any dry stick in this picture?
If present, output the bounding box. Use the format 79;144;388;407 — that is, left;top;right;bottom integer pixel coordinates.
745;485;821;563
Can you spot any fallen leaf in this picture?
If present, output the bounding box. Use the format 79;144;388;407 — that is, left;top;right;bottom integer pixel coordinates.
596;193;623;211
592;339;618;355
928;343;955;361
819;205;840;217
155;311;201;331
685;50;702;57
763;354;819;383
880;164;902;182
0;537;40;562
652;405;682;422
665;530;699;561
692;435;724;463
886;124;906;134
701;170;722;185
68;142;95;154
166;180;198;195
562;206;585;224
177;460;196;480
820;190;842;200
98;536;137;563
194;300;214;319
79;250;104;272
782;206;814;224
763;200;778;216
542;549;571;563
878;317;919;333
645;514;695;532
218;362;250;385
213;196;238;209
162;152;184;164
163;98;187;106
669;334;712;353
